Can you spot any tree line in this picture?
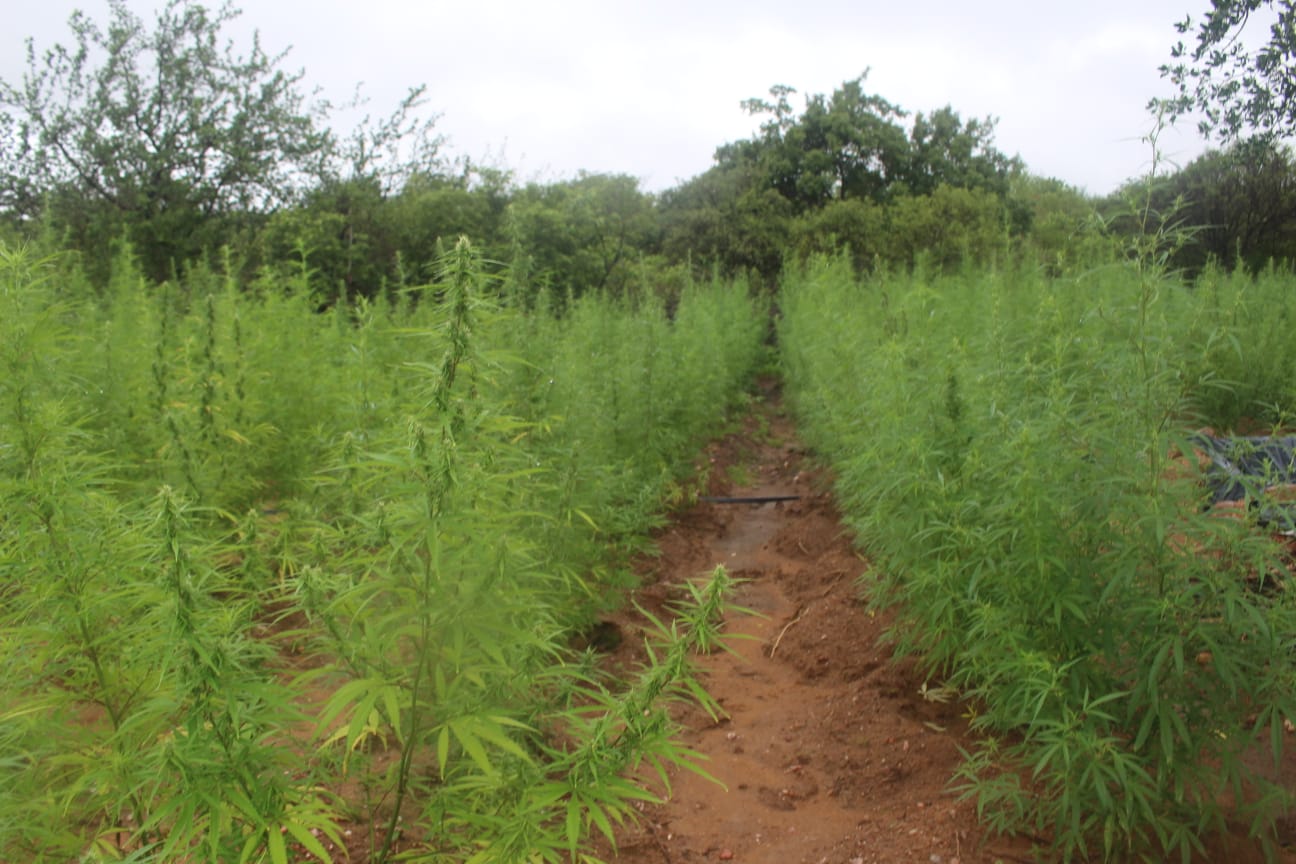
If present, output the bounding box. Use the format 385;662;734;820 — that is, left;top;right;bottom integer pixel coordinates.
3;0;1296;299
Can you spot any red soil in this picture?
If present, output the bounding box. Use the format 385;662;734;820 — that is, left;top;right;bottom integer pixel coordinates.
593;396;1037;864
292;390;1296;863
593;392;1296;864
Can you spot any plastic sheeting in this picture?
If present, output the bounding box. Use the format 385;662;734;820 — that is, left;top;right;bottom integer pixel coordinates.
1190;433;1296;530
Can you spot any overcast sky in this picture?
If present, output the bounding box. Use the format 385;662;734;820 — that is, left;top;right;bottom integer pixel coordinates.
2;0;1224;196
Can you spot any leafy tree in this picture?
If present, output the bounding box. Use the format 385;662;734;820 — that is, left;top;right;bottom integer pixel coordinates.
258;177;386;302
268;84;448;300
386;165;513;269
788;197;886;268
1007;174;1105;271
666;74;1020;278
1;0;445;289
658;161;793;281
506;173;659;297
0;0;334;281
1180;139;1296;269
325;84;444;198
727;75;911;211
885;184;1007;270
905;107;1020;197
723;74;1018;213
1159;1;1296;140
0;112;37;220
1116;138;1296;272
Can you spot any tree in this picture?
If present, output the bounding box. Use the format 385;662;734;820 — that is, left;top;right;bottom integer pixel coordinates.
258;164;515;303
506;173;660;297
1159;1;1296;141
1008;174;1105;270
727;75;911;211
0;112;37;220
385;165;513;272
718;74;1018;214
0;1;332;280
658;162;793;281
788;197;886;268
885;185;1007;270
905;107;1019;198
1123;139;1296;271
287;84;447;300
258;176;388;301
325;85;444;198
670;74;1020;277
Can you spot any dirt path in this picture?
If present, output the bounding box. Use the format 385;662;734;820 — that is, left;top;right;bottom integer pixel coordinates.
600;391;1037;864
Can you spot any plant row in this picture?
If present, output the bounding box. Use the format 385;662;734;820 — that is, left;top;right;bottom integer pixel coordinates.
779;252;1296;861
0;238;767;863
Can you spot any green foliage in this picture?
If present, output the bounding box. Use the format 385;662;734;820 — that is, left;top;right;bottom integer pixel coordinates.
779;248;1296;861
662;73;1023;281
788;197;886;267
386;166;513;273
884;185;1008;270
731;75;912;210
1159;1;1296;141
906;106;1019;198
260;179;389;303
0;235;765;862
253;100;466;304
507;173;660;298
787;185;1013;272
0;0;1096;302
728;74;1020;210
0;0;330;281
1181;260;1296;428
659;162;793;281
1108;139;1296;273
499;273;766;584
435;566;734;863
0;1;450;288
0;243;339;862
1008;174;1108;272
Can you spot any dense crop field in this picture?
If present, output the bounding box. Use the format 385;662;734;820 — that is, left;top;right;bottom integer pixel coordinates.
13;216;1296;863
0;239;767;863
780;251;1296;861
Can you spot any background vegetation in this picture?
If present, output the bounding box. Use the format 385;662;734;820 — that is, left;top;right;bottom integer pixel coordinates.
7;0;1296;861
5;2;1296;298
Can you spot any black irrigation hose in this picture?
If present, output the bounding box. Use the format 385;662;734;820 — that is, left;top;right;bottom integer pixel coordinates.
699;495;801;504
